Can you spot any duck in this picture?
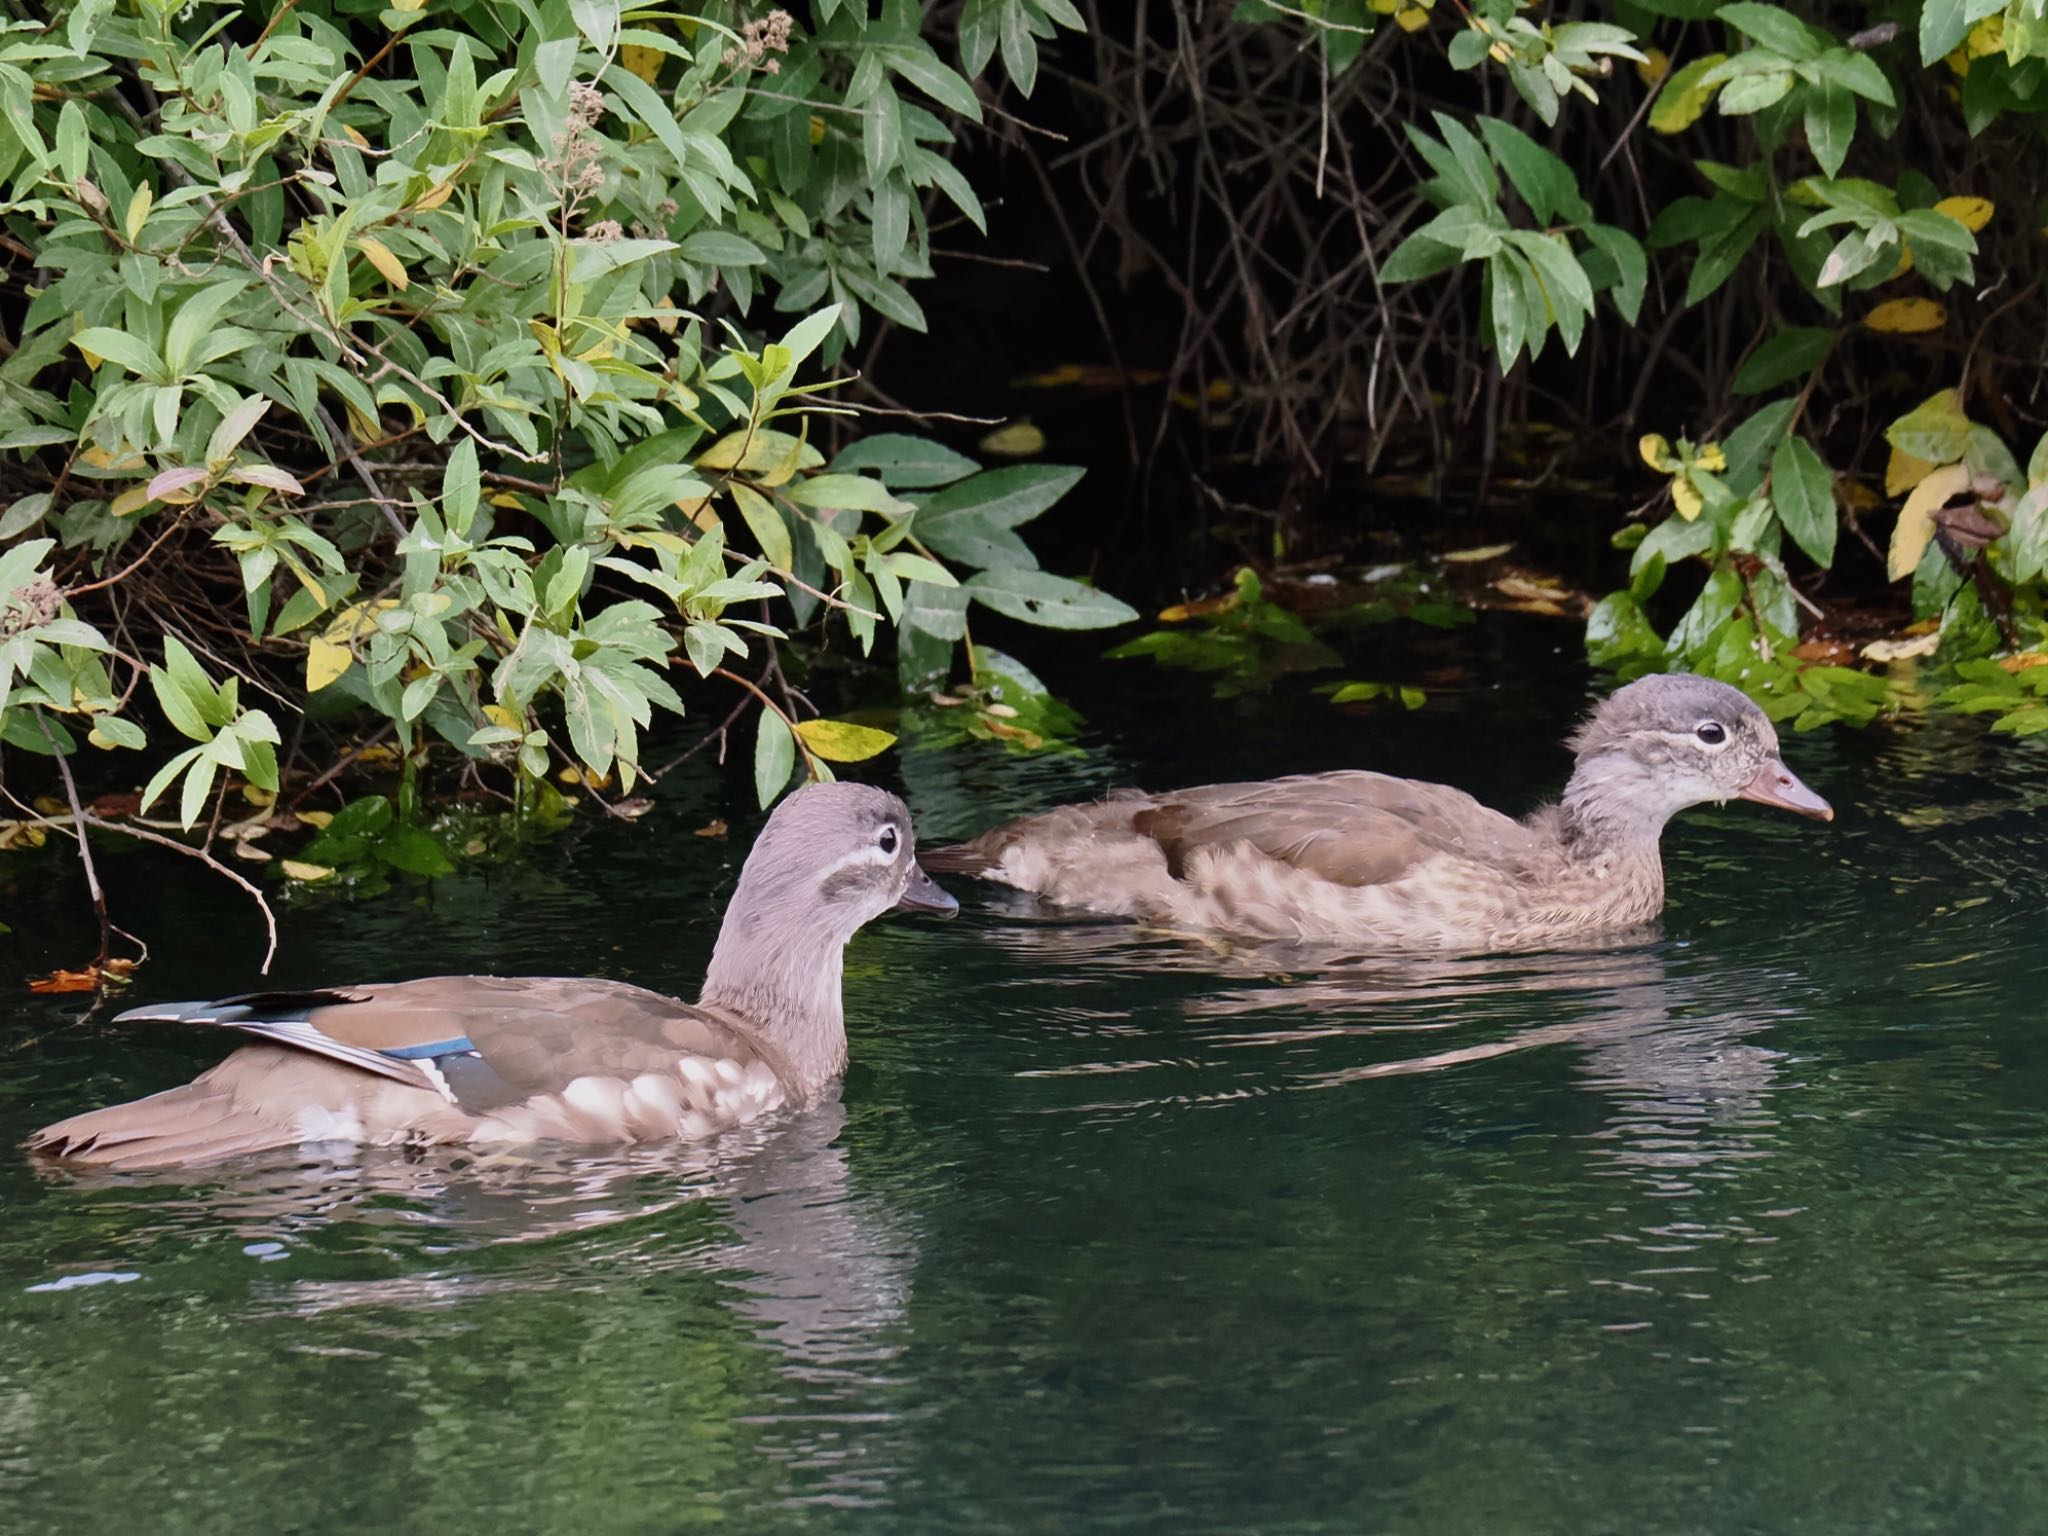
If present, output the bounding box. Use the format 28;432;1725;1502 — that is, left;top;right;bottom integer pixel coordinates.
29;782;957;1169
921;673;1832;950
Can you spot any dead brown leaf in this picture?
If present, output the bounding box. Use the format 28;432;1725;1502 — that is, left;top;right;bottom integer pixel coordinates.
29;958;138;995
694;819;729;839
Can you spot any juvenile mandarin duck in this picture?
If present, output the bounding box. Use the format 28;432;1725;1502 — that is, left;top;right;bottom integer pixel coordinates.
923;674;1831;950
30;783;956;1169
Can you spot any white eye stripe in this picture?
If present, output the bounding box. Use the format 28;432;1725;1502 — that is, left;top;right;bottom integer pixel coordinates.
821;844;898;880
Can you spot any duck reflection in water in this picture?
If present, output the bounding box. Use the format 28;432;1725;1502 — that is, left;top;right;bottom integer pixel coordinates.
38;1100;914;1380
978;918;1795;1186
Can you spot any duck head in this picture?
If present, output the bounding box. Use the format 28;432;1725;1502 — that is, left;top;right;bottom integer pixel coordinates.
1561;673;1832;841
714;781;956;951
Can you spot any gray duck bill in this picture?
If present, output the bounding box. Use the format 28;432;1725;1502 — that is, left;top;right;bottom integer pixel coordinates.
896;863;959;916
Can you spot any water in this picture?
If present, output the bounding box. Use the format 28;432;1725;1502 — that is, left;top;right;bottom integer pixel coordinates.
6;620;2048;1533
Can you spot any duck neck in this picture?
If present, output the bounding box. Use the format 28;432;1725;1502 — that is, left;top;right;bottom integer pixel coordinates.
699;895;851;1099
1557;755;1677;858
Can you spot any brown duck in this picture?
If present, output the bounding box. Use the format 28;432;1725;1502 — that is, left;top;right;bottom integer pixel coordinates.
923;674;1832;949
30;783;956;1169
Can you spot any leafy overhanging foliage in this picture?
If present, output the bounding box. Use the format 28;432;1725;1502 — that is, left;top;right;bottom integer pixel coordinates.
0;0;1130;971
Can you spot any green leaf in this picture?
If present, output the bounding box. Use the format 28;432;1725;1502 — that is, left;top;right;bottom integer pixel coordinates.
298;795;395;864
787;473;909;513
444;437;479;536
1771;434;1837;566
1379;229;1468;285
1717;69;1796;114
863;82;903;179
1919;0;1970;64
88;716;146;750
729;482;793;570
1886;389;1972;465
377;824;456;877
1805;80;1853;179
915;466;1084;569
1476;117;1586;225
1734;327;1832;394
678;230;767;266
830;434;981;487
72;328;166;381
754;707;795;807
964;568;1138;629
1717;3;1824;60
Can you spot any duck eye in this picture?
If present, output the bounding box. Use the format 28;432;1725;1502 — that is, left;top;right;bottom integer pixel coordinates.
1696;722;1727;746
878;826;899;855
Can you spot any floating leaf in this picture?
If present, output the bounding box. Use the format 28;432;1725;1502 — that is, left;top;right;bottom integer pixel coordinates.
1888;461;1972;580
279;859;335;882
793;718;897;762
1865;298;1946;333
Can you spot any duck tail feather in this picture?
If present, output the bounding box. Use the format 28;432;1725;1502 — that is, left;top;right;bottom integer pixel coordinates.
26;1082;298;1169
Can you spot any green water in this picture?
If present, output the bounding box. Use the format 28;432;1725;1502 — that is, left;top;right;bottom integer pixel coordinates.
5;625;2048;1533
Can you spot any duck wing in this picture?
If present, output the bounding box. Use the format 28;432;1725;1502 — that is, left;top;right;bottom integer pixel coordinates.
1128;771;1543;889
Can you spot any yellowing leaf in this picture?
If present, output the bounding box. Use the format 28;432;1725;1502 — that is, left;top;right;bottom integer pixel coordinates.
305;637;353;692
110;483;152;518
1394;5;1430;31
1861;633;1941;662
979;420;1046;457
412;181;454;212
792;718;898;763
1650;54;1727;134
341;124;371;150
322;598;399;643
695;428;819;480
1636;47;1670;86
79;444;147;472
1693;443;1727;472
1638;433;1674;471
1865;298;1946;334
355;236;409;291
124;183;152;242
280;860;335;882
1672;475;1704;521
1888;462;1972;580
620;44;664;82
808;114;826;145
295;810;334;829
1933;195;1994;233
484;704;523;732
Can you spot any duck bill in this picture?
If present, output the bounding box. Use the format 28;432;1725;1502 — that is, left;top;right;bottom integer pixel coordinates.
1737;759;1834;822
895;861;960;918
